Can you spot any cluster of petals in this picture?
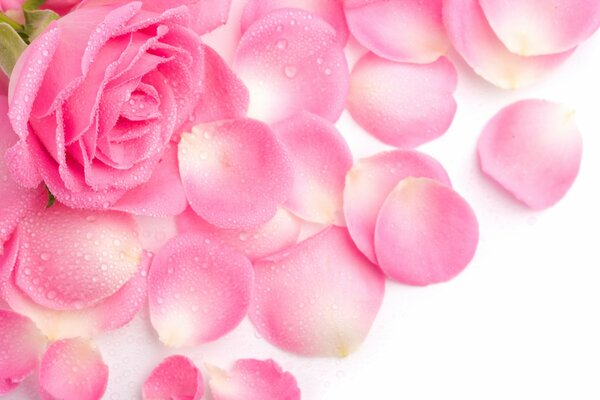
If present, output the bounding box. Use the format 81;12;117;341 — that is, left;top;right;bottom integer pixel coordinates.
0;0;593;397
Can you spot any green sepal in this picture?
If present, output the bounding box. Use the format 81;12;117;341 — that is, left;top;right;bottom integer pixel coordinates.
23;0;46;11
23;9;59;42
0;22;27;76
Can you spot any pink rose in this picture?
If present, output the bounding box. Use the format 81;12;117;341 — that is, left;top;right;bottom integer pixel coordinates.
6;1;247;211
0;0;24;12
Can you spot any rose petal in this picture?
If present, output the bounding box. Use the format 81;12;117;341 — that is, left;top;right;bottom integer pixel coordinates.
234;8;349;124
0;95;45;248
39;338;108;400
477;99;583;210
442;0;574;89
178;119;292;229
347;53;457;148
15;204;142;311
148;233;253;347
1;233;149;340
208;359;300;400
344;0;448;63
187;45;249;128
250;226;385;357
241;0;349;43
272;112;352;225
112;144;187;217
343;150;451;263
374;177;479;286
142;355;204;400
479;0;600;56
0;309;46;394
176;207;301;261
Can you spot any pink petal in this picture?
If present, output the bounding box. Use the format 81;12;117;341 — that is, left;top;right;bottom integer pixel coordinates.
148;233;253;347
477;99;583;210
479;0;600;56
0;309;46;394
0;95;45;248
374;178;479;286
112;144;187;217
15;204;142;311
39;338;108;400
234;8;349;124
142;355;204;400
241;0;349;43
1;232;150;340
208;359;300;400
176;207;301;261
344;0;448;63
188;45;249;128
178;119;292;229
272;112;353;225
442;0;574;89
347;54;457;148
250;226;385;357
343;150;451;263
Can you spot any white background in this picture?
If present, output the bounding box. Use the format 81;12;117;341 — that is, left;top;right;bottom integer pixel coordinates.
7;0;600;399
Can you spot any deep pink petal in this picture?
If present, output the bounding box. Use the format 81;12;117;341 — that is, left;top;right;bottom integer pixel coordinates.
374;178;479;286
479;0;600;56
443;0;574;89
344;0;448;63
273;112;352;225
0;309;46;394
234;8;349;124
143;355;204;400
343;150;451;263
242;0;349;43
148;233;253;347
15;204;142;310
208;359;300;400
0;95;45;247
176;207;301;261
39;338;108;400
477;99;582;210
250;226;385;357
112;144;187;217
178;119;292;229
347;54;457;148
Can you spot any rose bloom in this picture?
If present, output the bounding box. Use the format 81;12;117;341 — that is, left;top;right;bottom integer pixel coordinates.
5;0;244;210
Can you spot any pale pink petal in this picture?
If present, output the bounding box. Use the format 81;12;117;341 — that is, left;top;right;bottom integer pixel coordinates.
479;0;600;56
148;233;253;347
477;99;582;210
250;226;385;357
39;338;108;400
241;0;349;43
178;119;292;229
2;252;149;341
112;144;187;217
374;178;479;286
347;54;457;148
234;8;349;124
272;112;352;225
344;0;448;63
443;0;574;89
344;150;451;263
15;204;142;310
143;355;203;400
135;216;179;254
0;309;46;394
208;359;300;400
0;95;45;248
176;207;301;261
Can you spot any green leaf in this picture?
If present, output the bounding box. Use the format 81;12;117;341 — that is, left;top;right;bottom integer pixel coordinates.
23;0;46;11
0;22;27;76
46;186;56;208
0;12;22;31
24;9;58;42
